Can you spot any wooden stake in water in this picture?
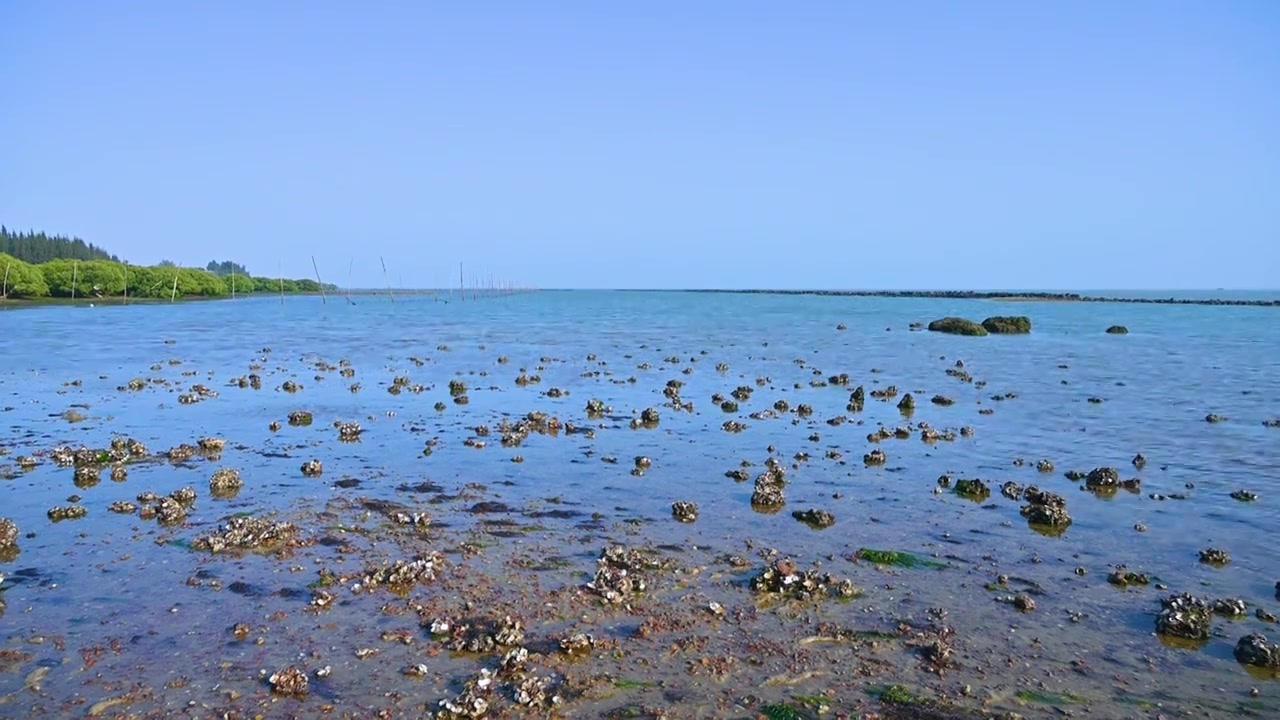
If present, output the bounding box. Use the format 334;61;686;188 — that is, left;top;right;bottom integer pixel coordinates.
71;261;78;301
171;271;179;302
312;256;327;304
381;256;395;303
2;262;9;299
231;270;236;299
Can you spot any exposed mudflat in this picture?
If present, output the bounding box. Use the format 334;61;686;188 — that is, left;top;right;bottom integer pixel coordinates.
1;292;1278;719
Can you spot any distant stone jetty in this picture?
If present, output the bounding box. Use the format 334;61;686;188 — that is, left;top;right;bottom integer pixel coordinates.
674;289;1278;307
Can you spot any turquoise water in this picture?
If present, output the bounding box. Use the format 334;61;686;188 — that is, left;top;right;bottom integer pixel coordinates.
1;291;1278;718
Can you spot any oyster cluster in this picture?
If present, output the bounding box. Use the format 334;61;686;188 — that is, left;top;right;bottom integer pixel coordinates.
337;421;363;441
268;665;309;696
209;468;243;496
1020;486;1072;528
47;505;87;522
1155;593;1213;640
287;410;314;426
748;558;858;600
863;449;887;466
435;668;493;719
1235;634;1280;667
300;459;323;477
587;545;668;604
440;614;525;653
192;515;300;553
792;508;835;529
357;554;445;591
0;518;18;550
750;463;787;508
671;501;698;522
1199;548;1231;566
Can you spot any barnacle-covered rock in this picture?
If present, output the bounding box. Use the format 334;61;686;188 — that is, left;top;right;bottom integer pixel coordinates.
193;515;301;554
792;508;835;529
337;422;363;441
442;614;525;653
587;545;669;604
268;665;309;696
1085;467;1120;490
1156;593;1213;640
750;465;787;508
0;518;17;549
1234;634;1280;668
671;501;698;522
300;459;323;477
47;505;87;522
435;668;493;719
1199;548;1230;566
209;468;244;496
358;554;445;591
1021;486;1072;528
748;558;857;600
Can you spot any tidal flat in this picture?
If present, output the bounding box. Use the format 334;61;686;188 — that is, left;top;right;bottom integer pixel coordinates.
1;290;1278;719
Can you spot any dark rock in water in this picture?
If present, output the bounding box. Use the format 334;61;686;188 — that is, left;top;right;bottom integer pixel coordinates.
927;317;988;336
1205;413;1227;423
981;316;1032;334
1021;486;1071;528
1156;593;1213;640
1105;325;1129;335
1264;418;1280;428
1085;467;1120;490
791;508;835;529
1234;634;1280;667
1200;548;1230;566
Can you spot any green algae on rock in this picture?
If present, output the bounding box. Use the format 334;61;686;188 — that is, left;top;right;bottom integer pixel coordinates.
926;317;988;336
981;315;1032;334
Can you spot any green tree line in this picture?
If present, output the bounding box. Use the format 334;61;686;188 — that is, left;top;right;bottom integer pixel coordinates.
0;228;335;300
0;226;119;263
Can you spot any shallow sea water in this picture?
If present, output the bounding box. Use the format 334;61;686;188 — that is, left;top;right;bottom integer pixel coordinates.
1;290;1278;719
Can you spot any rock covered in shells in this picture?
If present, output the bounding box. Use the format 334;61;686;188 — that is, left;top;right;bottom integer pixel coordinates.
791;508;835;529
1156;593;1213;640
671;501;698;522
748;558;857;600
1214;598;1248;617
442;614;525;653
359;554;445;591
0;518;16;549
1199;548;1230;566
863;449;887;466
954;478;990;499
750;465;787;508
47;505;87;522
300;459;323;477
209;468;243;495
1085;467;1120;489
587;545;669;604
268;665;309;696
337;421;363;440
1234;634;1280;668
1020;486;1072;528
193;515;301;553
287;410;313;426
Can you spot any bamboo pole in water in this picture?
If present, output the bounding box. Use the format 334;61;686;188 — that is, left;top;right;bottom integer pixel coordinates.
2;262;9;299
71;261;78;301
123;263;128;305
312;256;327;304
381;257;395;304
170;271;178;302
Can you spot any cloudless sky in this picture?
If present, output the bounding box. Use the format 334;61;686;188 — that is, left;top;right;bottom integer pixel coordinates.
2;1;1277;289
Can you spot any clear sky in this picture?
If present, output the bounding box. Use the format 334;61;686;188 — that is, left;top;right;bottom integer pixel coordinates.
2;1;1277;290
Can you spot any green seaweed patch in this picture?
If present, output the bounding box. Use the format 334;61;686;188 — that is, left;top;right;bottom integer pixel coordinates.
613;678;660;690
1016;689;1088;706
855;548;946;569
761;703;817;720
867;684;923;705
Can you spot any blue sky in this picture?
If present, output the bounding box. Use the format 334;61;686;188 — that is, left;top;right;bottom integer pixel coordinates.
1;1;1277;289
